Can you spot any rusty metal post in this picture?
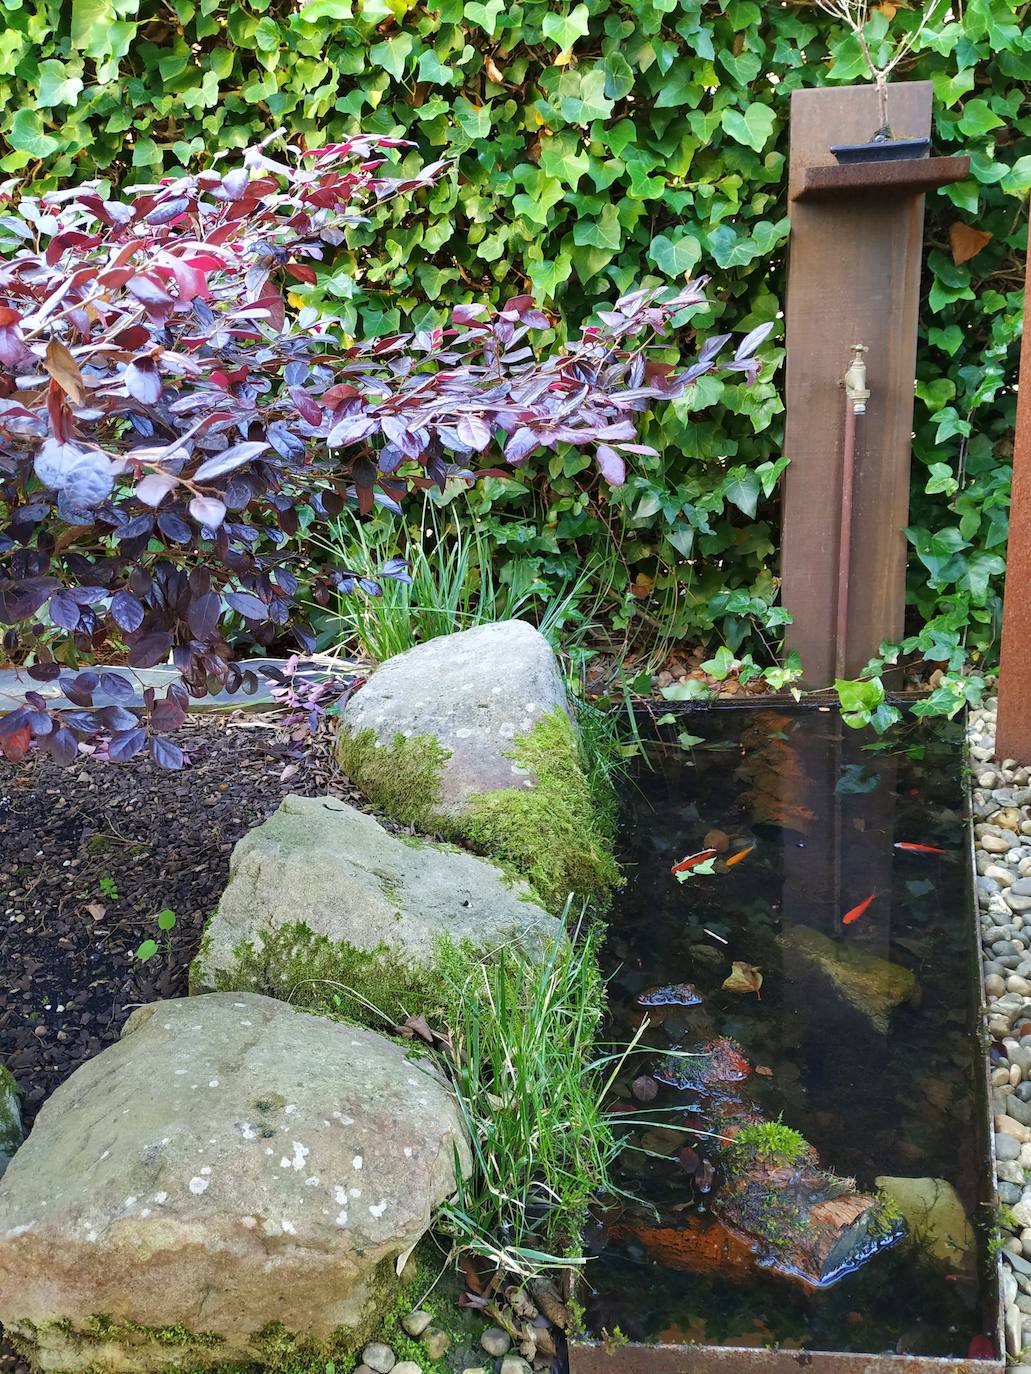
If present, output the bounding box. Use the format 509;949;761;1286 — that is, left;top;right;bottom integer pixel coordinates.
994;234;1031;763
781;83;967;686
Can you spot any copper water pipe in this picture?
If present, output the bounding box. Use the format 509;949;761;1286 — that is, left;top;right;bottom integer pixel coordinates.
834;346;870;682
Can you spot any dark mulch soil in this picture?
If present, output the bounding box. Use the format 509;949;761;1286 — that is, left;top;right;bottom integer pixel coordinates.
0;714;375;1373
0;714;365;1131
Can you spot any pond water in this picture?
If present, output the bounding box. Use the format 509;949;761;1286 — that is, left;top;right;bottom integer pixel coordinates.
584;707;995;1358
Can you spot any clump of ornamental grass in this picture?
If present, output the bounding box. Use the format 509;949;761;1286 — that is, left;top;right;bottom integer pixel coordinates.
437;923;633;1279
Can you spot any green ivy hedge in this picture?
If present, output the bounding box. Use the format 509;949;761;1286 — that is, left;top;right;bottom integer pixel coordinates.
2;0;1028;665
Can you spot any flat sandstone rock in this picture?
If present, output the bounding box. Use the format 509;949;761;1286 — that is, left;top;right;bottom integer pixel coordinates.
0;993;471;1372
190;795;562;1019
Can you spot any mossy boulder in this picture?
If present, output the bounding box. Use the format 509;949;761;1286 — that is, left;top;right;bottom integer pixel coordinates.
781;924;920;1034
190;795;563;1024
0;1061;22;1179
0;993;471;1372
337;622;618;910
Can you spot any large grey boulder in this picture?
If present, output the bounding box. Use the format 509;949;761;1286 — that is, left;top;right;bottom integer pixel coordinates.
0;993;471;1372
190;795;562;1021
0;1062;22;1179
339;619;570;814
336;621;618;911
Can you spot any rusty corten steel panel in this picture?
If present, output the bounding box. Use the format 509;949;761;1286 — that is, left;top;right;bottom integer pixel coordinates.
782;83;932;686
794;155;970;204
569;1344;1003;1374
994;235;1031;762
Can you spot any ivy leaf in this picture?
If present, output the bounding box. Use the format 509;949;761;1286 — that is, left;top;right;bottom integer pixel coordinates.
542;4;591;50
649;232;702;278
721;104;775;152
8;110;60;159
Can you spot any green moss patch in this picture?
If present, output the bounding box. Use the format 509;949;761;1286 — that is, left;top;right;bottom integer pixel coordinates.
0;1061;22;1163
337;708;619;914
336;728;449;833
195;919;481;1030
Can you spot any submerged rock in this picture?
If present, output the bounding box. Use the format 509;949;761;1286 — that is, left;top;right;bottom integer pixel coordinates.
190;795;562;1025
0;993;471;1372
636;983;703;1008
653;1037;752;1090
875;1175;975;1272
0;1062;22;1179
781;924;920;1033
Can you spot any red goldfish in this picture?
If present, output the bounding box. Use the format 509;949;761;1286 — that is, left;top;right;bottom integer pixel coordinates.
842;891;877;925
894;841;946;854
671;848;717;875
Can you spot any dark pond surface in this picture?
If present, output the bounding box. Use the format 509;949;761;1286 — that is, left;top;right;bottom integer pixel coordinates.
584;707;994;1357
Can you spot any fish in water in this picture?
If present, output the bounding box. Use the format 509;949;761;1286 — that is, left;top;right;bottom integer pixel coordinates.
894;841;946;854
842;891;877;925
636;983;703;1008
967;1336;994;1360
671;848;717;875
725;843;756;868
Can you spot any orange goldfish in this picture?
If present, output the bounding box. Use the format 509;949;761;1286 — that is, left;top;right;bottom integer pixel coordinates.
842;891;878;925
725;844;756;868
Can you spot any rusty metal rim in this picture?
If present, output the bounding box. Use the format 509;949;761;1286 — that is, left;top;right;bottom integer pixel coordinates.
569;707;1004;1374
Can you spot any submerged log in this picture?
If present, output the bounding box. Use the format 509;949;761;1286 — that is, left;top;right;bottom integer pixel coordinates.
709;1119;905;1286
607;1115;905;1289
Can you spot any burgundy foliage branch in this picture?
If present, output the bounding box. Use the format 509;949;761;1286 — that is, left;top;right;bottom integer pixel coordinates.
0;135;770;768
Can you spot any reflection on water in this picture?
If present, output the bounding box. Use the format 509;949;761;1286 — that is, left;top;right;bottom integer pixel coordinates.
584;709;992;1357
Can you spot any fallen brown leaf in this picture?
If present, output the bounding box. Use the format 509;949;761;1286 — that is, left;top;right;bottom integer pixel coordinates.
723;960;763;996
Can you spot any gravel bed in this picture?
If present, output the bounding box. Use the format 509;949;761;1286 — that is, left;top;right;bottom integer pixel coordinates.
971;695;1031;1366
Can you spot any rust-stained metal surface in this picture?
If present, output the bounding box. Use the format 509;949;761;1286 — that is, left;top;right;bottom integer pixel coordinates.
995;235;1031;761
782;83;932;686
568;1345;1003;1374
794;155;970;203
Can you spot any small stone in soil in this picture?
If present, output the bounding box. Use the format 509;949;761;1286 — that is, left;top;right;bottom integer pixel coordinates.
480;1327;512;1357
421;1328;450;1361
500;1358;533;1374
402;1311;433;1338
392;1364;423;1374
362;1344;396;1373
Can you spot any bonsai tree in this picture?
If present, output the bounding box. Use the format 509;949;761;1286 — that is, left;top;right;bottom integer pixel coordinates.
0;135;771;767
815;0;946;141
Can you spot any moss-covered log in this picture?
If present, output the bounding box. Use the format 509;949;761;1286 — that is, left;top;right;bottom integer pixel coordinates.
709;1119;905;1287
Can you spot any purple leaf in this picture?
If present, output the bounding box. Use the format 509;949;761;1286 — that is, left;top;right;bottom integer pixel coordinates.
99;704;140;732
188;591;221;640
124;357;163;404
110;590;145;633
189;495;227;529
225;590;267;621
48;726;78;766
109;728;147;762
193;442;269;482
596;445;626;485
99;671;135;701
151;735;185;770
128;631;173;668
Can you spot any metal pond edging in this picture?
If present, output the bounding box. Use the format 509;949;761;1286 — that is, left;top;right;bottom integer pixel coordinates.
569;710;1005;1374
